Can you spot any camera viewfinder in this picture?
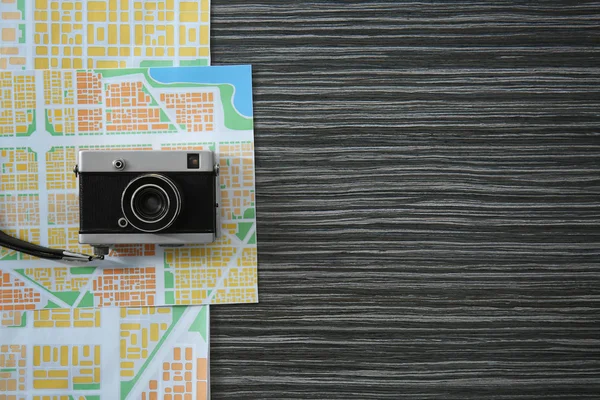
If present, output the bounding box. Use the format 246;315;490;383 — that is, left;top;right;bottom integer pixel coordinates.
187;153;200;169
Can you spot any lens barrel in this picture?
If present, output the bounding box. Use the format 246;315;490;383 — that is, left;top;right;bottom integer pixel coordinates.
121;174;181;232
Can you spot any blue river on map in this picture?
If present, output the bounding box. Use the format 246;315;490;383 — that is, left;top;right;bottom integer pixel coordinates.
148;65;253;117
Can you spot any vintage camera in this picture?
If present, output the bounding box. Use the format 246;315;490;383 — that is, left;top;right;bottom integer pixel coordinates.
75;150;219;256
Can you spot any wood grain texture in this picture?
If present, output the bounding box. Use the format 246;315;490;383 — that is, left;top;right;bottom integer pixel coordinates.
209;1;600;398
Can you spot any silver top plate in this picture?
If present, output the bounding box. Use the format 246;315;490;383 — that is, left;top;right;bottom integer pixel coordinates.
78;150;215;173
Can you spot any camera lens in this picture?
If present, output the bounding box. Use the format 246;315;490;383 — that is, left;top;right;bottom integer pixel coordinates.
121;174;182;233
133;186;169;221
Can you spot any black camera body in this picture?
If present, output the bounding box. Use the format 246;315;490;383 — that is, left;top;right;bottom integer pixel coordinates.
76;150;219;255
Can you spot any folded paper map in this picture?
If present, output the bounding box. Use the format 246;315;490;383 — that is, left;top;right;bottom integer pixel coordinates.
0;3;218;398
0;305;209;398
0;65;258;309
0;0;210;70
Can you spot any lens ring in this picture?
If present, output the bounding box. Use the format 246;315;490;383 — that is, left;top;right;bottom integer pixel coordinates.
130;184;170;224
121;174;181;233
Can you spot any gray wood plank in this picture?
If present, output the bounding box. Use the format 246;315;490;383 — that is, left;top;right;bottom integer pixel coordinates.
209;1;600;398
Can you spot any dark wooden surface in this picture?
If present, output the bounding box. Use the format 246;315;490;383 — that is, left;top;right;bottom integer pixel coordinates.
209;1;600;398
